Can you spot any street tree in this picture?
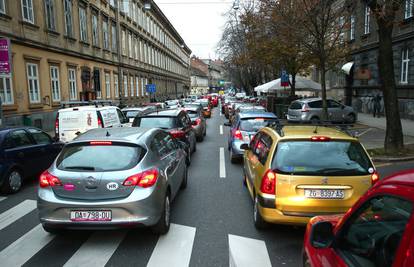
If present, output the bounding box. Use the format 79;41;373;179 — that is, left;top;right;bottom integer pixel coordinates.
360;0;404;153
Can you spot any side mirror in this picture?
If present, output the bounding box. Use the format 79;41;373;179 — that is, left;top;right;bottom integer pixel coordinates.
310;221;335;249
224;122;231;127
240;143;249;150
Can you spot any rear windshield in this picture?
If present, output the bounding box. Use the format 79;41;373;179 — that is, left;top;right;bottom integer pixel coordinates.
187;110;198;118
57;144;144;172
239;118;278;132
124;111;141;118
289;102;302;110
272;141;372;176
133;117;176;129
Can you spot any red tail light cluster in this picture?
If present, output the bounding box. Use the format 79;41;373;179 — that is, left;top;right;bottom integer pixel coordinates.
261;170;276;195
123;169;159;188
55;114;59;136
192;118;201;127
170;130;186;139
98;117;103;128
39;170;62;188
234;130;243;140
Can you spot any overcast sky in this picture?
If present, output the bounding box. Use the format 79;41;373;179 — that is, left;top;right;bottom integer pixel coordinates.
154;0;234;59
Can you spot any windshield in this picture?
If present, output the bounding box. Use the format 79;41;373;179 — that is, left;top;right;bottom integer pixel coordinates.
166;100;179;106
57;144;143;172
187;110;199;118
239;118;278;132
133;117;176;129
272;141;372;176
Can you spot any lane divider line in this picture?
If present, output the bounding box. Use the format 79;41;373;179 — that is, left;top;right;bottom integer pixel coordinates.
220;147;226;178
220;125;223;135
228;234;272;267
0;197;6;202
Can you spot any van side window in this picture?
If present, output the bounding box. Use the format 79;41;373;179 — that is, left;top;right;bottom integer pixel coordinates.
256;133;273;165
116;109;127;124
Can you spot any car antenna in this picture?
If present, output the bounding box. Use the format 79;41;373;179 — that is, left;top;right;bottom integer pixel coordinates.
106;131;111;137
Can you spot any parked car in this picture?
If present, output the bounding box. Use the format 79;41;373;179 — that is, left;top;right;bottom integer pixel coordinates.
303;169;414;267
0;127;63;193
56;105;129;142
241;125;376;228
196;99;212;118
38;128;188;234
122;106;156;123
132;109;197;160
183;106;207;142
226;112;278;163
287;98;357;123
165;100;181;109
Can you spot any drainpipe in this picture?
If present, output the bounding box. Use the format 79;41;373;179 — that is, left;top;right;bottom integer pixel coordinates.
115;0;124;108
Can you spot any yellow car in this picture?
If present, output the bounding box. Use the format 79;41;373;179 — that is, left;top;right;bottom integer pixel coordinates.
241;125;377;228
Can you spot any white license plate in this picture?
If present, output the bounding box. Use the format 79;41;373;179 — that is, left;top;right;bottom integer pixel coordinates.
70;210;112;222
304;189;344;199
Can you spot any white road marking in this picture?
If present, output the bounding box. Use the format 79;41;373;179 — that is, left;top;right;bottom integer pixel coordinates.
0;197;6;202
147;224;196;267
220;147;226;178
0;199;37;230
63;231;127;267
220;125;224;135
228;234;272;267
0;224;55;266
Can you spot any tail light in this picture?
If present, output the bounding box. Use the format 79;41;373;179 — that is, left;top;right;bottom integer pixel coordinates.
39;170;62;188
192;118;201;127
301;105;309;112
371;171;379;185
98;117;103;128
90;141;112;145
234;130;243;140
170;130;186;139
260;170;276;195
55;114;59;136
311;136;331;142
123;169;159;188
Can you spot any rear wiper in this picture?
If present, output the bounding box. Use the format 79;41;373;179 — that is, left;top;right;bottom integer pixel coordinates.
317;168;362;174
64;166;96;171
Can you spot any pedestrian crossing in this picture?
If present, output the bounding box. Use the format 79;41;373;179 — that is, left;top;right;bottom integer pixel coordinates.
0;198;273;267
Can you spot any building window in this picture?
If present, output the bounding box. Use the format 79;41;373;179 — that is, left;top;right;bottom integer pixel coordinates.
405;0;413;19
0;0;5;14
401;48;410;84
114;74;119;98
0;74;14;105
68;68;77;100
92;13;99;46
103;19;109;50
130;76;134;97
364;5;370;35
350;15;356;41
141;77;145;96
128;32;132;58
26;63;41;103
121;29;126;55
110;0;116;7
123;75;128;97
112;23;117;52
44;0;56;30
134;36;138;60
79;6;88;42
136;76;139;97
21;0;34;24
50;66;61;102
105;73;110;98
64;0;73;37
96;89;102;99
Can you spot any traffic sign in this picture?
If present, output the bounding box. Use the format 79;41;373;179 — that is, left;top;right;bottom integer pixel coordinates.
281;71;289;87
146;84;156;93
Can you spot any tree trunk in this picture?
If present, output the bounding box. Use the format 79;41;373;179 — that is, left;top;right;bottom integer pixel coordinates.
377;20;404;153
320;63;328;121
290;73;296;98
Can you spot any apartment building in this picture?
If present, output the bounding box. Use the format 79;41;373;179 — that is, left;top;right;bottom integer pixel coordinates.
0;0;191;131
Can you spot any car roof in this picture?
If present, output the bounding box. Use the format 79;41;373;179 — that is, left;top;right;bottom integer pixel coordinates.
58;106;118;112
266;125;357;141
238;112;277;119
377;170;414;188
73;127;156;144
182;106;199;112
139;109;182;117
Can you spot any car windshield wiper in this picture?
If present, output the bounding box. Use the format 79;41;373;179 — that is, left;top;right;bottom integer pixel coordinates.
64;166;96;171
317;168;364;175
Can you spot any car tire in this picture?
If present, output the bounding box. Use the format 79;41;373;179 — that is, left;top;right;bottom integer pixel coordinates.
230;149;238;164
186;148;191;166
152;194;171;235
203;127;207;137
192;141;197;153
254;195;268;229
180;166;188;189
42;224;64;235
1;169;23;194
196;134;203;142
346;113;356;124
243;174;247;187
310;117;320;124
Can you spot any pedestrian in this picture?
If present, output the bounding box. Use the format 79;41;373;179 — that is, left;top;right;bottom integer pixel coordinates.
373;94;381;118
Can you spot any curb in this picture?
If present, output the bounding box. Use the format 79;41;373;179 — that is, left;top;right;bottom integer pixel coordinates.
373;156;414;163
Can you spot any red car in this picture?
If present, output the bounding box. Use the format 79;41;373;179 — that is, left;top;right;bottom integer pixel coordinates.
303;169;414;267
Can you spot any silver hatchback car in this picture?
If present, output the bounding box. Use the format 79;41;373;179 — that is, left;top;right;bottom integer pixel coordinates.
37;127;188;235
287;98;357;123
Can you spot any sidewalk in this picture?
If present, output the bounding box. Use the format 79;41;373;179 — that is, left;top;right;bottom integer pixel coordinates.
358;113;414;137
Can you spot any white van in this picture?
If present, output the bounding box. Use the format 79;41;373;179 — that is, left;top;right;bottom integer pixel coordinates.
55;106;130;142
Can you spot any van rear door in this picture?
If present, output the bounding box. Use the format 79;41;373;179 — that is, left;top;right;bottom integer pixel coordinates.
58;109;98;142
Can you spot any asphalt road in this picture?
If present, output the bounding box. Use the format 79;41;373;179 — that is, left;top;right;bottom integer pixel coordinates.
0;107;412;267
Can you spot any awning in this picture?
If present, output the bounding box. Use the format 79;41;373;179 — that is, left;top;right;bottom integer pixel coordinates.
341;62;354;75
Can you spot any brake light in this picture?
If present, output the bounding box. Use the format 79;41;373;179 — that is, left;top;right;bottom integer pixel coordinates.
98;117;103;128
192;118;201;127
234;130;243;140
170;130;186;139
39;170;62;188
123;169;159;188
89;141;112;145
371;172;379;185
55;114;59;136
301;105;309;112
311;136;331;142
260;170;276;195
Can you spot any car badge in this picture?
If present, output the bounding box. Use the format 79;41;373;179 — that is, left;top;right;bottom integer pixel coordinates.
322;177;329;185
86;176;97;187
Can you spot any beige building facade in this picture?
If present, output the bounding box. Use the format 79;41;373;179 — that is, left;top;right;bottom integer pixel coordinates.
0;0;191;131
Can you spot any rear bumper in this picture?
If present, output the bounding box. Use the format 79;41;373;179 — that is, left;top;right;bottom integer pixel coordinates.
230;140;246;157
192;124;204;137
37;185;165;229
